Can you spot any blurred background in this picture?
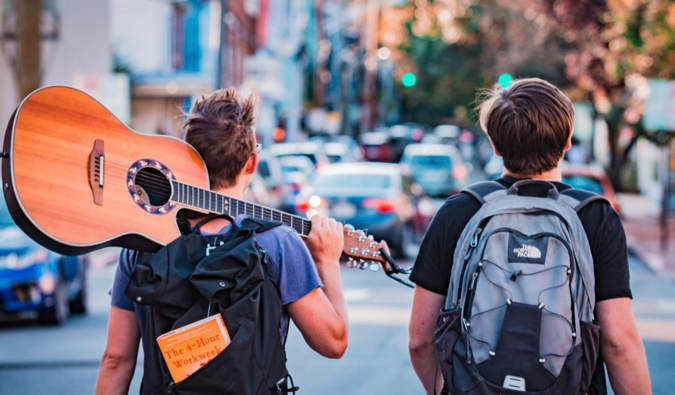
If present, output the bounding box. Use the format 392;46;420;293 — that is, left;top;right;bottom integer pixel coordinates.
1;0;675;394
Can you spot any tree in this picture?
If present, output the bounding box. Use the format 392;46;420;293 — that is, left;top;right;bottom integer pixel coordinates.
390;0;571;126
538;0;675;190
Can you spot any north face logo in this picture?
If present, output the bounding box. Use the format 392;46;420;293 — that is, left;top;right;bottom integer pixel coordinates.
513;244;541;259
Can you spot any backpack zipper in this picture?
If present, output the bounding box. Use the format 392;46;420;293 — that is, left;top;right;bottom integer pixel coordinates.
457;227;482;307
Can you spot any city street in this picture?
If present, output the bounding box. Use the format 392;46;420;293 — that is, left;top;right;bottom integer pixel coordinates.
0;249;674;394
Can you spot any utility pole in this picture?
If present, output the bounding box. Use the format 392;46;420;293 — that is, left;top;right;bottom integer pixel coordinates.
363;0;379;132
17;0;42;99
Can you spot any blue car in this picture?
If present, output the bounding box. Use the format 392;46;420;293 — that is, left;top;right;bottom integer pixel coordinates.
294;162;434;259
0;193;87;324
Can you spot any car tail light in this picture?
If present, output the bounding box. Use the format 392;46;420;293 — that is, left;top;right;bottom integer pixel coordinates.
363;198;396;213
453;165;467;180
296;195;324;212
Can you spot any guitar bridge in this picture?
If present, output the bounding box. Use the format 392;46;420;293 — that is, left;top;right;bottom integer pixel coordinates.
88;139;104;206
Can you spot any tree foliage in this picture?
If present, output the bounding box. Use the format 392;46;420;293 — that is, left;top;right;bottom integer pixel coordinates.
389;0;675;190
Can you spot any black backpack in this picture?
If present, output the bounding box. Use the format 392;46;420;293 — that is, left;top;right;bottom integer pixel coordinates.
125;216;293;395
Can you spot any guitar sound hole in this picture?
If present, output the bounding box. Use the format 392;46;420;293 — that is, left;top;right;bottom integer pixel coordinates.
135;167;171;206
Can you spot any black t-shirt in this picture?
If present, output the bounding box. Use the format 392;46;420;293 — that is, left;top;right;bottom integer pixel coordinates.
411;176;630;395
410;176;632;302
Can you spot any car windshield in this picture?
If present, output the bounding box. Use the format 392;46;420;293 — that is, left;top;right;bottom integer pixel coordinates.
277;153;317;165
409;155;452;168
313;173;392;190
562;175;603;194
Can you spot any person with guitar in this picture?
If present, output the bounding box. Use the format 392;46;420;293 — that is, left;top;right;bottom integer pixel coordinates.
95;89;351;394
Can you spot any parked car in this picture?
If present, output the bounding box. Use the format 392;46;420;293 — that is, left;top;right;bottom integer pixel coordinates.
0;193;87;324
561;163;620;213
324;141;359;163
388;124;424;162
360;130;394;162
399;143;468;198
294;163;433;258
431;124;460;145
255;150;287;211
310;135;364;162
268;142;330;170
278;156;315;213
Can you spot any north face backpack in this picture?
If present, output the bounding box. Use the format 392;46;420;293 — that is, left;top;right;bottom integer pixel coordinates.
125;216;293;395
434;180;606;394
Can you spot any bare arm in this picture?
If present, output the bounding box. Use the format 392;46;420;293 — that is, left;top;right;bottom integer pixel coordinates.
95;306;141;395
595;298;651;395
287;215;348;358
409;285;445;395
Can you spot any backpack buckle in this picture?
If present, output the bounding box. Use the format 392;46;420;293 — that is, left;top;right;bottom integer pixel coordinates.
206;240;225;256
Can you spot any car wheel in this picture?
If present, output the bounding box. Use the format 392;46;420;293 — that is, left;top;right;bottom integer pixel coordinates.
394;223;415;259
39;271;69;325
69;278;87;315
69;260;87;315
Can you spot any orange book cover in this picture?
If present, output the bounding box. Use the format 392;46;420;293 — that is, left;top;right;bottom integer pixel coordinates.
157;313;231;383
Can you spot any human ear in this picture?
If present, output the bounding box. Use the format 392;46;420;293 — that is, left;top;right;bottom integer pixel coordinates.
243;153;258;175
563;131;573;151
488;136;501;157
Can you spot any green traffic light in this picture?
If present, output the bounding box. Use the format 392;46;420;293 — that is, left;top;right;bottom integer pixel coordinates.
498;73;513;88
401;72;417;87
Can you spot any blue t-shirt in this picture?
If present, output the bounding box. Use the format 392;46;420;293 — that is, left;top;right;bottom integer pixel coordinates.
110;215;323;340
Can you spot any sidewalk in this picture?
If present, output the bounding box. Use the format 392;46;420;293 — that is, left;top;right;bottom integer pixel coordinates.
617;193;675;273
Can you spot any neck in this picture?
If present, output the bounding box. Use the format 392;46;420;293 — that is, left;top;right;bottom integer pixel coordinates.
171;178;312;236
502;164;563;182
183;181;247;232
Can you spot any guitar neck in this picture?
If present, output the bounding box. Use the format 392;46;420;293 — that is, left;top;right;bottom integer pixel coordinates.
170;180;312;236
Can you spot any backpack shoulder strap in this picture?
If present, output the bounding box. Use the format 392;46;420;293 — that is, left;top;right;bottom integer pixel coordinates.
461;180;507;205
239;217;283;233
558;188;610;213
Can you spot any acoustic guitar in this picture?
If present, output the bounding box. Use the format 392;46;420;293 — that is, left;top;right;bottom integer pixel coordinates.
1;86;399;274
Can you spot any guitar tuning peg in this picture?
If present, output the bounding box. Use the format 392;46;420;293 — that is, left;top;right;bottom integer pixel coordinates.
368;262;380;272
347;257;357;268
344;224;354;235
359;259;368;270
368;235;374;240
356;229;366;236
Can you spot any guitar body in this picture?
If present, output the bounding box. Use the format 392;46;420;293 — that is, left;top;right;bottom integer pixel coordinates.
2;86;209;255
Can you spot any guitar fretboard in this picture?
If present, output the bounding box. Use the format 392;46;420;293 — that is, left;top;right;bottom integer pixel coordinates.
170;180;312;236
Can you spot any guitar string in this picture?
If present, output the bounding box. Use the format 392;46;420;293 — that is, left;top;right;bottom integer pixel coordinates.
80;163;370;256
99;163;314;234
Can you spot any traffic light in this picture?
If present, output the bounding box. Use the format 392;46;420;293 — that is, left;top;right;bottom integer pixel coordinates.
498;73;513;88
401;72;417;87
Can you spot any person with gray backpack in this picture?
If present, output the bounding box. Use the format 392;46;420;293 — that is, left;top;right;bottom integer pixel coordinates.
408;78;651;395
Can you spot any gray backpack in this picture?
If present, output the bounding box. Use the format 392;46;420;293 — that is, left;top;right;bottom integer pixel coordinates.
434;180;605;394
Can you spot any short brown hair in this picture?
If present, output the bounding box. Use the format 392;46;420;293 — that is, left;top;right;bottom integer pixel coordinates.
477;78;574;175
183;89;257;189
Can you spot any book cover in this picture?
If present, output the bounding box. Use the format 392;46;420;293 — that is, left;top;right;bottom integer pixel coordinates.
157;313;231;383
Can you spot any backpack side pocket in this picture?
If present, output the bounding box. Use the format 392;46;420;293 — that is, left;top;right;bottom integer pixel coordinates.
434;307;462;389
579;320;600;394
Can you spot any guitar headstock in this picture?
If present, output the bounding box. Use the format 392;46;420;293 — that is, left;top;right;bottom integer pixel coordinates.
342;224;386;272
